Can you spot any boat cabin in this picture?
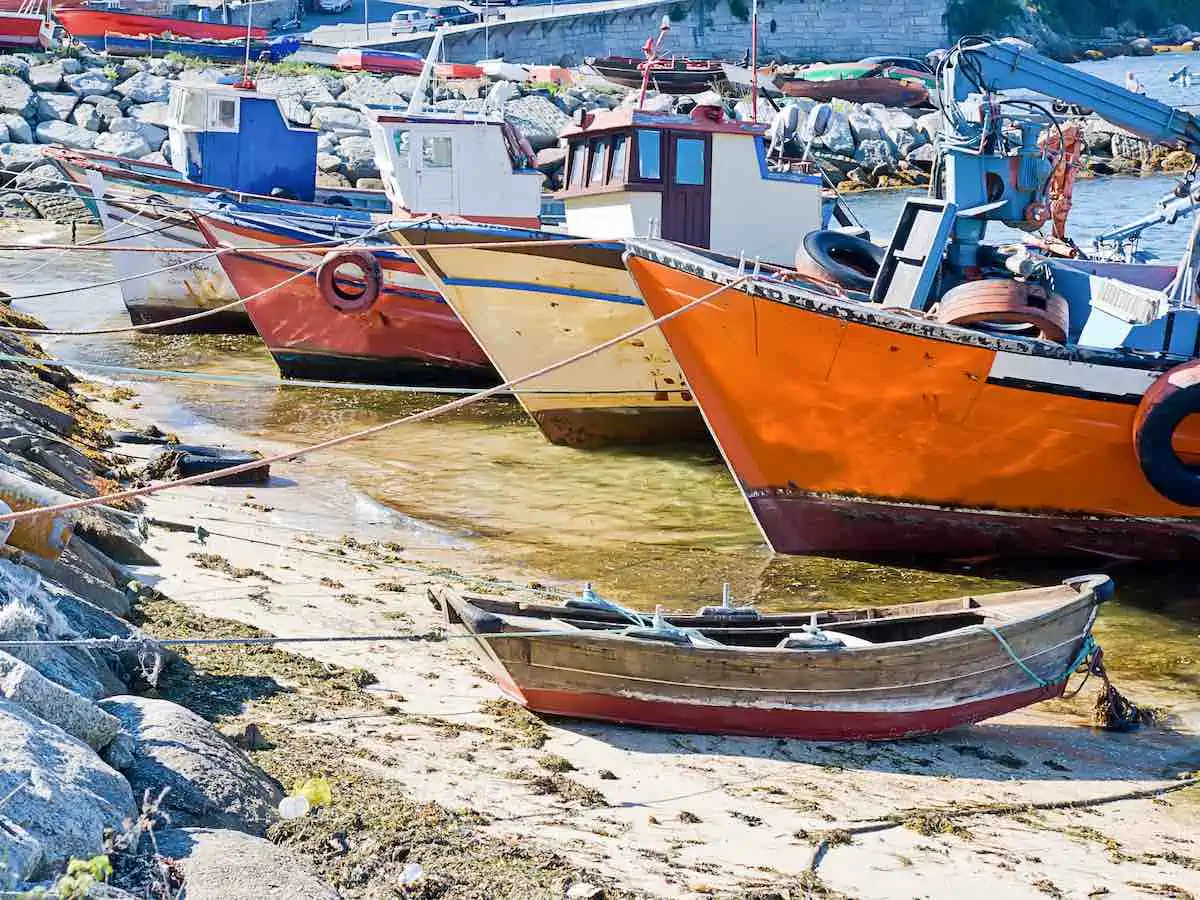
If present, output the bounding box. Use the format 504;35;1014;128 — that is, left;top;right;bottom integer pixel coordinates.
367;110;544;223
556;106;823;262
166;81;320;202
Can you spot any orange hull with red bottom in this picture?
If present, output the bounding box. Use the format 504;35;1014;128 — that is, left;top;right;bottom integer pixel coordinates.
623;240;1200;560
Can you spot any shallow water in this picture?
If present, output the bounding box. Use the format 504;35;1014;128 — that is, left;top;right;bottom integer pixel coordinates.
1;171;1197;698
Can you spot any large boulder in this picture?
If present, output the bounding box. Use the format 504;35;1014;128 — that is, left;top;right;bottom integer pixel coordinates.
0;114;32;143
0;74;37;119
0;650;122;749
1166;23;1195;44
12;163;66;194
337;74;409;108
35;91;78;123
309;104;368;135
27;61;64;92
276;96;310;127
64;71;115;99
256;73;342;106
34;120;96;150
854;138;898;172
115;71;170;104
504;94;571;151
1129;37;1154;56
71;103;101;132
316;131;338;154
0;142;43;172
176;67;223;86
94;130;152;159
0;56;30;79
108;116;166;152
130;101;169;126
847;111;885;145
1111;129;1149;162
155;828;339;900
0;815;44;883
98;696;283;835
335;135;378;182
89;95;124;126
0;191;37;218
1081;117;1113;154
914;111;942;140
316;151;342;174
808;105;854;155
0;699;136;875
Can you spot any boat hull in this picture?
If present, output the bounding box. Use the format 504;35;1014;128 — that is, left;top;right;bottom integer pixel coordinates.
394;225;705;447
196;214;499;387
55;8;267;40
592;58;724;94
59;164;251;334
623;242;1200;560
778;76;930;106
0;13;48;47
441;577;1105;741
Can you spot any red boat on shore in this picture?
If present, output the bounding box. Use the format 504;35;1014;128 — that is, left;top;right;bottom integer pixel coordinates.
193;209;500;386
434;575;1110;741
0;0;50;48
55;7;266;42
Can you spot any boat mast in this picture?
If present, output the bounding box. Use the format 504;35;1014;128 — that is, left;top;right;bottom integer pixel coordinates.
238;0;254;87
406;28;445;115
750;0;758;122
637;16;670;111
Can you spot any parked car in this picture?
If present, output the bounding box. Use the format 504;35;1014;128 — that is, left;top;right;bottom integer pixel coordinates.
390;9;433;32
317;0;352;12
428;4;480;25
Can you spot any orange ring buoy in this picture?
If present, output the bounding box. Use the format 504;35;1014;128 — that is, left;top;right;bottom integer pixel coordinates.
1133;360;1200;507
934;279;1069;343
316;250;382;313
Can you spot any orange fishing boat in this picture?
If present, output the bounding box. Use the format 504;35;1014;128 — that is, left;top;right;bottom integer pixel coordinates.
622;239;1200;560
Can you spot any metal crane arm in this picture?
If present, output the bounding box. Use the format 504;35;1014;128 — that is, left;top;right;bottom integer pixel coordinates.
944;39;1200;155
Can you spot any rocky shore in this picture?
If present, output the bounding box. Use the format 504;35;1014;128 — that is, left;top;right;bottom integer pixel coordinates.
0;48;1196;226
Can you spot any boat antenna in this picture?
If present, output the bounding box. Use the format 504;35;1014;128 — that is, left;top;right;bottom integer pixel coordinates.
637;15;671;111
750;0;758;123
238;0;255;89
407;28;445;115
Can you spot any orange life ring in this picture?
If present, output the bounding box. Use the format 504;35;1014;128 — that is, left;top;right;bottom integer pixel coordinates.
935;279;1068;343
316;250;382;313
1133;360;1200;507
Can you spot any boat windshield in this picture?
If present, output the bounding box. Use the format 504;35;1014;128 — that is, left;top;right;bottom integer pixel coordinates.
169;89;206;129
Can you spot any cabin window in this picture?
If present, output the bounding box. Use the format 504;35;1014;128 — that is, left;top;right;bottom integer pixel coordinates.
637;129;661;180
569;143;586;189
393;129;411;167
673;138;706;185
608;134;628;183
207;96;238;132
421;135;453;168
587;139;606;186
172;90;207;128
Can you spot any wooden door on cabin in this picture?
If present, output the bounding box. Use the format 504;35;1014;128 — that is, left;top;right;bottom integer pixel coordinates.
660;131;711;249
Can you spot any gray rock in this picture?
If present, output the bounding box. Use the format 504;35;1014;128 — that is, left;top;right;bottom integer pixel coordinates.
116;58;145;79
914;111;942;139
115;71;170;104
12;164;66;194
906;142;936;168
94;130;151;159
504;94;571;151
98;696;283;835
0;142;44;172
64;71;114;98
1082;117;1113;154
809;105;854;155
0;650;122;749
854;138;898;171
309;105;368;135
316;171;350;189
485;80;519;112
893;126;927;157
355;177;384;190
60;58;83;76
848;111;885;145
35;91;77;123
34;120;96;150
316;151;342;174
1111;130;1148;161
130;101;169;126
337;74;408;108
277;95;310;127
0;122;8;144
0;815;43;883
27;62;64;92
0;698;136;874
0;192;37;218
177;67;224;86
109;116;166;151
0;74;36;119
86;96;123;126
316;131;338;153
71;103;101;132
256;73;341;106
155;828;339;900
1166;23;1194;44
0;114;32;143
1129;37;1154;56
147;58;178;77
0;57;29;79
335;135;377;182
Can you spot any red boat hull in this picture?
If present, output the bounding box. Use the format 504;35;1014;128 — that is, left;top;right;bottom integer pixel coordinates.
503;681;1064;741
196;215;498;387
55;8;266;40
0;12;47;47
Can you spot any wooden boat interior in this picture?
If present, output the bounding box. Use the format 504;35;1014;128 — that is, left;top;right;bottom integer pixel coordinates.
439;582;1086;649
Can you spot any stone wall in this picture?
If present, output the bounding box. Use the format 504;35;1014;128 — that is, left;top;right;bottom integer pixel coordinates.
381;0;948;65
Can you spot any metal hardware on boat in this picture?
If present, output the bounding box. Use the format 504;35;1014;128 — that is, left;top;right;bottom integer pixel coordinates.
699;582;759;619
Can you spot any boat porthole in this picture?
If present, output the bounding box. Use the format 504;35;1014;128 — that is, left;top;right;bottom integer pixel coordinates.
316;250;383;314
1133;361;1200;507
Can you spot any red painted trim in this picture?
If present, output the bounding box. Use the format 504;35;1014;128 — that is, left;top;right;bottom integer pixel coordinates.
514;683;1065;741
55;8;266;40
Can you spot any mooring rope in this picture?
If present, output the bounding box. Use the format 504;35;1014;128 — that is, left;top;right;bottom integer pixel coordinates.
0;275;750;524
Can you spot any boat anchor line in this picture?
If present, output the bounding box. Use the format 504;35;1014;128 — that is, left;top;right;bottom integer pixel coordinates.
0;276;751;526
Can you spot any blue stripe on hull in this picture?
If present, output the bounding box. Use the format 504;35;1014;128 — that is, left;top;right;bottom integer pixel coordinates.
441;276;642;305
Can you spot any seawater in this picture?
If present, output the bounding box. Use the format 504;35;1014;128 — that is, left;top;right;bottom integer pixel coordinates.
1;167;1196;699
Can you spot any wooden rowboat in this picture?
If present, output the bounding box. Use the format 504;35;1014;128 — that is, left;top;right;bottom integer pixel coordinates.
433;575;1111;741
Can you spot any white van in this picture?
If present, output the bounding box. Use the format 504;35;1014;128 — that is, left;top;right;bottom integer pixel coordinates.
390;9;432;33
